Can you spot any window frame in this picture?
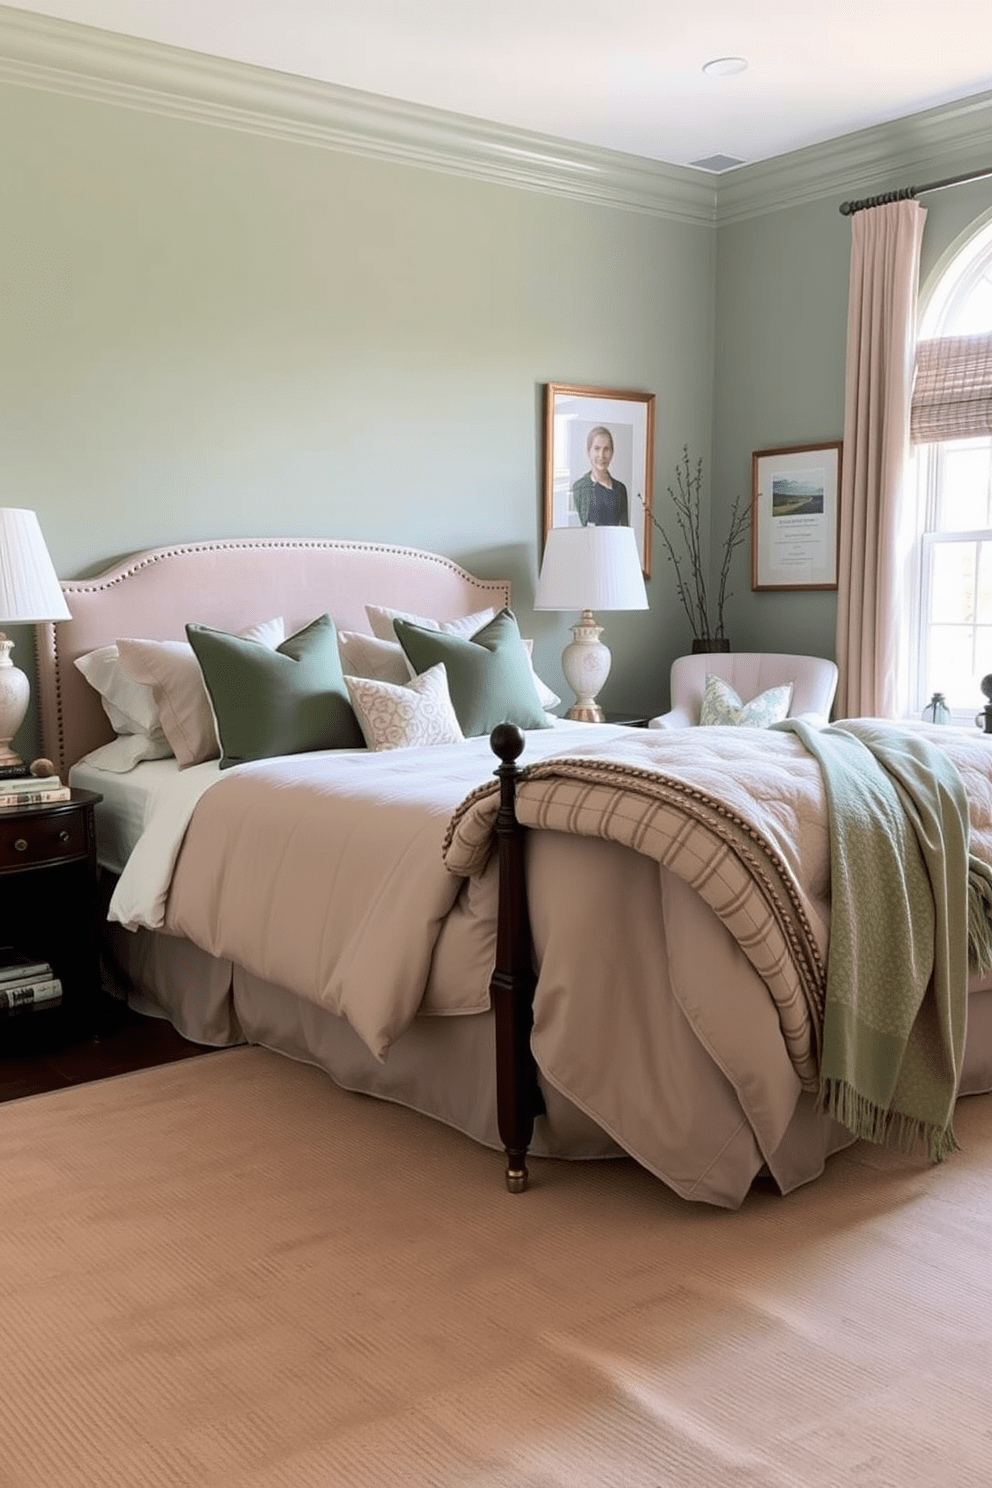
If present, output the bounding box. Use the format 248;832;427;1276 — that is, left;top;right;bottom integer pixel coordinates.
910;215;992;722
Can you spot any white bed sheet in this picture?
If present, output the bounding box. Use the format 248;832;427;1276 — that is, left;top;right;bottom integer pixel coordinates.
70;755;190;876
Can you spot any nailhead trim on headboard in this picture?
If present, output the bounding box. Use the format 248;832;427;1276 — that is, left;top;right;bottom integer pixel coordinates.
37;537;512;775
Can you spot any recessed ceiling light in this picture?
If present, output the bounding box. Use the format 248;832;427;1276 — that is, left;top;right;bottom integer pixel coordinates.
702;57;748;77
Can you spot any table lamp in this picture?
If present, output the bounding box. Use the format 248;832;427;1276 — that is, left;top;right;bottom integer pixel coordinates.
534;526;648;721
0;509;71;768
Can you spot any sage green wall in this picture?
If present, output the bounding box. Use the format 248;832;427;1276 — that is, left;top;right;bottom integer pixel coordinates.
1;80;714;752
712;167;992;668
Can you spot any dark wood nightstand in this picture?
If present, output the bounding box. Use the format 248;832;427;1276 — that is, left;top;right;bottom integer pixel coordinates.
600;712;652;727
0;788;103;1053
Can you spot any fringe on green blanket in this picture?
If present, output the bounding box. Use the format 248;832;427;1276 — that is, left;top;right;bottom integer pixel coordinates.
967;860;992;978
819;1078;960;1164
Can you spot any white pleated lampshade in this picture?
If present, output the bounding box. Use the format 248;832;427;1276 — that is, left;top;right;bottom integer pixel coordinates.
534;526;648;612
0;510;71;624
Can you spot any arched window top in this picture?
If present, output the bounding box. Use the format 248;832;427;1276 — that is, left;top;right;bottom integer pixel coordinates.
921;215;992;338
913;216;992;447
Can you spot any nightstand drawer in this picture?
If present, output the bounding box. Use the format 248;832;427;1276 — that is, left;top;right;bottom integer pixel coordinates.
0;809;88;871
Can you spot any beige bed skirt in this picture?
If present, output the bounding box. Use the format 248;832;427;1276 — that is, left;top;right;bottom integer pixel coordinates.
102;922;623;1162
103;921;992;1193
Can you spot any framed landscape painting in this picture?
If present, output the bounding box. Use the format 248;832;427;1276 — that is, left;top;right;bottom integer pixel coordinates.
751;441;842;591
543;384;655;577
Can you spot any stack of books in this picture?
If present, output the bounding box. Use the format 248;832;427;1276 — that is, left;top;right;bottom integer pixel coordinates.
0;950;63;1013
0;775;70;809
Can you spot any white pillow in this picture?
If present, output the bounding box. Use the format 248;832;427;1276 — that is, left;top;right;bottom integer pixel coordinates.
521;639;561;711
74;644;165;741
337;631;411;686
116;617;286;768
344;664;465;751
365;604;497;643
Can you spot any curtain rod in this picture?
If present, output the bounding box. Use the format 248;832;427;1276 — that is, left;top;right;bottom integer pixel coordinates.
839;166;992;216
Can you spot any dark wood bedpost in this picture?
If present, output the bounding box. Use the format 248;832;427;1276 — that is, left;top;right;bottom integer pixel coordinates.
489;723;544;1193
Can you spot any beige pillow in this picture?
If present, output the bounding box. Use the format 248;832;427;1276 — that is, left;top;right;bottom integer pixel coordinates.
117;617;285;768
344;664;465;751
337;631;411;686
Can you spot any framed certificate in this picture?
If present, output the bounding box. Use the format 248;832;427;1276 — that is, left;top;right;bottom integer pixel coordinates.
751;442;842;591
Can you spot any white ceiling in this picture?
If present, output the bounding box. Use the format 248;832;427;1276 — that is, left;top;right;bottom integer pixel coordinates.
4;0;992;170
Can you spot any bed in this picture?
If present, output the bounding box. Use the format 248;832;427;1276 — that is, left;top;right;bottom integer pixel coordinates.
36;536;992;1208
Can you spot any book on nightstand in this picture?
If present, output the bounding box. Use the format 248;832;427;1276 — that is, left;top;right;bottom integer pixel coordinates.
0;950;54;985
0;785;70;808
0;976;62;1012
0;976;62;1011
0;773;63;791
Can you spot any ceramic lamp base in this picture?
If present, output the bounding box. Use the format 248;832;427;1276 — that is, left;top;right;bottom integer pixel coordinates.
561;610;611;723
0;636;30;768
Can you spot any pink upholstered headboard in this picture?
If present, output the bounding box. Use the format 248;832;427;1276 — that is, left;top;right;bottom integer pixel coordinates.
36;537;511;774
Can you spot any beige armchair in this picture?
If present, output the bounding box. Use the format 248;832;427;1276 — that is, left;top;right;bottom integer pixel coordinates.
649;651;839;730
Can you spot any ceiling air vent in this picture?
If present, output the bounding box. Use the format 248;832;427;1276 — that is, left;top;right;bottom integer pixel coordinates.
689;154;746;173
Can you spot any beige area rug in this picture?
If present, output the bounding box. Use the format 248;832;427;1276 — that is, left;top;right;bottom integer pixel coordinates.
2;1049;992;1488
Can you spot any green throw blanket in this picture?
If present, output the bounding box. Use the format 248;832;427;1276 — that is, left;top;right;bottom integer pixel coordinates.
778;718;992;1162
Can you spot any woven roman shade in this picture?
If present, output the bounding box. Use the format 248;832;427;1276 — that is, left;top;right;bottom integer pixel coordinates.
911;331;992;443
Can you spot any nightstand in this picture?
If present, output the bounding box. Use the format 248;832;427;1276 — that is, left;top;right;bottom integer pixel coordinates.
0;789;103;1052
600;712;651;728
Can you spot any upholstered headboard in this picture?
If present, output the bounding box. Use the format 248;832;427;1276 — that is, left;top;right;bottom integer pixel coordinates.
36;537;511;774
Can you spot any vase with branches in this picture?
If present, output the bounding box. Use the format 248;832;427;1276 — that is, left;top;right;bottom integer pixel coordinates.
647;447;749;649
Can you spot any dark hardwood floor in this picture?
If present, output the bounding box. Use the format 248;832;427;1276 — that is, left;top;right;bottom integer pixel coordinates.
0;993;219;1103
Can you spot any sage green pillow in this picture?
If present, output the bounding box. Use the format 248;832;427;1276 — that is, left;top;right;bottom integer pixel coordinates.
186;613;364;768
393;608;551;737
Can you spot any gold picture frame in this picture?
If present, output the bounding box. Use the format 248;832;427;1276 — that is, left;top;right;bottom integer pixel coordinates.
543;383;655;577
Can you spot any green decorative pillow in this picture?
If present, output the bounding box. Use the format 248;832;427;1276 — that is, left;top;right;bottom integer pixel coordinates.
393;608;551;737
186;613;364;768
699;673;793;728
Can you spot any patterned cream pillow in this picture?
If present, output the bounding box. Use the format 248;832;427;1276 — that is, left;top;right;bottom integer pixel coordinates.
344;663;465;751
699;673;793;728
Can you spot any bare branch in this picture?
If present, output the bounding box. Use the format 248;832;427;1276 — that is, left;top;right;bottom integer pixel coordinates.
643;448;748;642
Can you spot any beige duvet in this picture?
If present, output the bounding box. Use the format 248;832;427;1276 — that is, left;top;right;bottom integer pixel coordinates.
161;722;992;1207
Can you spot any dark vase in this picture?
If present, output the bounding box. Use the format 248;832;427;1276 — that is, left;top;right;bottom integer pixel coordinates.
691;637;732;654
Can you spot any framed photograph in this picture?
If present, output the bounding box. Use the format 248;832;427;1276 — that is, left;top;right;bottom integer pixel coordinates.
543;384;656;577
751;441;842;591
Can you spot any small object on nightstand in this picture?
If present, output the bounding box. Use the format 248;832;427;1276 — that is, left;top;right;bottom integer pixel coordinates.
29;758;57;778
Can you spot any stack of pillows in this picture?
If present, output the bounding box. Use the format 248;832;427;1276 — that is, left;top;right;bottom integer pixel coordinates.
75;605;561;772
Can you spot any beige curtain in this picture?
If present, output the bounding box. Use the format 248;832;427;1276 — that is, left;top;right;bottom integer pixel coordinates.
834;199;927;719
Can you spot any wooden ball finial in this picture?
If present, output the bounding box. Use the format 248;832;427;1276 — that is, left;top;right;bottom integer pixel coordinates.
490;723;526;764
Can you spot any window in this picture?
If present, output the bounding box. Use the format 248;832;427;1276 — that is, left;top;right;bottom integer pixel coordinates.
911;217;992;719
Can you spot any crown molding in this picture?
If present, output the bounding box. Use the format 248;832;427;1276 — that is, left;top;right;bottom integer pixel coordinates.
0;5;717;227
716;90;992;226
